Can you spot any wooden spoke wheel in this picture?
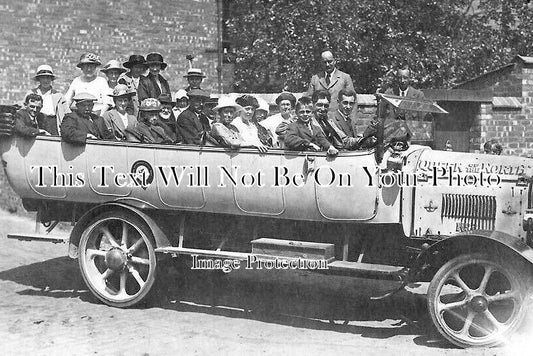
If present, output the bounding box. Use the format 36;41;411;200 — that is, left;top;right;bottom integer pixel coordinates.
428;253;527;348
78;211;157;308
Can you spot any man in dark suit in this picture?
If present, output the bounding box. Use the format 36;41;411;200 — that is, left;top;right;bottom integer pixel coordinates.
285;96;338;155
137;53;171;102
14;93;58;137
307;51;355;113
61;93;114;144
176;89;214;145
330;88;358;139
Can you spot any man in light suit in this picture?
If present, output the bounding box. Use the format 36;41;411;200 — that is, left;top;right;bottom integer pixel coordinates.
307;51;355;113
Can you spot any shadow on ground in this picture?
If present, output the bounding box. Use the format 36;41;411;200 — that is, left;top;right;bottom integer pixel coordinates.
0;256;448;348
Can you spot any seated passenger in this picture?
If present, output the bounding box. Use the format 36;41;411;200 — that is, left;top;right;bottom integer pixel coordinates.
26;64;68;134
14;93;56;137
210;96;244;149
311;90;358;150
65;53;111;116
138;53;171;102
130;98;174;144
252;97;273;147
176;89;214;145
172;89;189;118
156;93;179;143
232;95;268;153
261;92;296;147
102;84;137;140
61;93;114;144
284;96;338;155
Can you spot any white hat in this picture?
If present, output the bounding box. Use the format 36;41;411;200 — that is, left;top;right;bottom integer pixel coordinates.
213;96;243;112
33;64;56;80
174;89;189;101
256;97;270;114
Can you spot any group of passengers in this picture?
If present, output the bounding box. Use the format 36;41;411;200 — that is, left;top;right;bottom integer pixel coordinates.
14;50;371;155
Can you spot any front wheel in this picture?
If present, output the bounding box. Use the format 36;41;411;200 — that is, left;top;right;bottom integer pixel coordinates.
78;211;158;308
427;253;528;348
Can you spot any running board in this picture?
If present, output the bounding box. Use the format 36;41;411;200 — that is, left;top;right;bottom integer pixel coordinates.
155;247;250;260
7;233;69;244
321;261;407;281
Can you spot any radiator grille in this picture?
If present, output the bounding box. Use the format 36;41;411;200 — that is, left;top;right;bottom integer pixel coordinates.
441;194;496;230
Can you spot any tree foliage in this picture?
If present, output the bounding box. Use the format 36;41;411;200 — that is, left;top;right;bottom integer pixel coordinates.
227;0;533;93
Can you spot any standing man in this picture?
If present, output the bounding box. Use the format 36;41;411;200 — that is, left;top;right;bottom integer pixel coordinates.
383;68;425;121
183;68;206;92
307;50;355;113
26;64;68;134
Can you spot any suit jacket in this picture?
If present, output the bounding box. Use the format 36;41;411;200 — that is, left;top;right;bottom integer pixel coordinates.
176;108;207;145
102;109;138;140
307;69;355;112
285;120;332;151
14;108;58;137
314;115;358;150
134;122;173;144
137;74;171;102
28;87;69;130
330;109;357;138
61;111;114;145
383;85;425;121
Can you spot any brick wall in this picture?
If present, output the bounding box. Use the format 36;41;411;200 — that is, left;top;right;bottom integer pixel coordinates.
0;0;221;104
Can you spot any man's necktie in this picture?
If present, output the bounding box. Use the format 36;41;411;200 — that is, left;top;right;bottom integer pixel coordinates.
307;123;313;135
325;74;330;86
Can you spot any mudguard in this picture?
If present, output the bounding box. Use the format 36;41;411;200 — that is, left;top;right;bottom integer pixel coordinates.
68;201;172;258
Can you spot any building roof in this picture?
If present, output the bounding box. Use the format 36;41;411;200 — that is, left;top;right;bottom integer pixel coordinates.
514;55;533;64
492;96;522;108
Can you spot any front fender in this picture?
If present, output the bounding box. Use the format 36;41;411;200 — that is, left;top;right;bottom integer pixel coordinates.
411;230;533;281
68;202;172;258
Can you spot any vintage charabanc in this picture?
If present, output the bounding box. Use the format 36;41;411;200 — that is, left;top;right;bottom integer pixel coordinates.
1;94;532;348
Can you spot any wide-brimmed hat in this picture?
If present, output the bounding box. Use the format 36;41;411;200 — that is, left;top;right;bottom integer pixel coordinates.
158;93;174;105
73;92;98;103
101;60;127;74
188;88;210;99
146;52;167;70
108;84;136;98
76;52;101;68
174;89;189;101
275;92;296;107
184;68;206;78
139;98;162;111
212;96;243;112
236;95;259;109
123;55;147;69
33;64;56;80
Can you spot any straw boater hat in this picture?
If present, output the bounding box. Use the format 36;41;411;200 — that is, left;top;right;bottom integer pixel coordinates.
184;68;206;78
101;60;127;74
212;96;243;112
33;64;56;80
73;93;98;103
76;52;102;68
123;55;147;69
108;84;136;98
139;98;162;111
145;53;167;70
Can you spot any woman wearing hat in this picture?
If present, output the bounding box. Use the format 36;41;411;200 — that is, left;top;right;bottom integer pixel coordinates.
210;96;244;149
25;64;69;134
102;84;138;140
138;53;171;102
65;52;111;116
118;54;148;117
260;92;297;148
101;60;127;89
232;95;268;153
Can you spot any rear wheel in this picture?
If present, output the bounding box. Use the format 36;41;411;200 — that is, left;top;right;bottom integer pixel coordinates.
78;211;157;308
427;253;528;348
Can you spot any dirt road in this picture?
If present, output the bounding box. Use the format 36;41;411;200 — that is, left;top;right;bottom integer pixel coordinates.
0;210;531;355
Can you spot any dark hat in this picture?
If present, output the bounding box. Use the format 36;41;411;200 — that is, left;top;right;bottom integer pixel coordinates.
146;52;167;70
123;55;147;69
275;92;296;107
158;93;175;105
76;52;102;68
236;95;259;109
187;88;210;99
